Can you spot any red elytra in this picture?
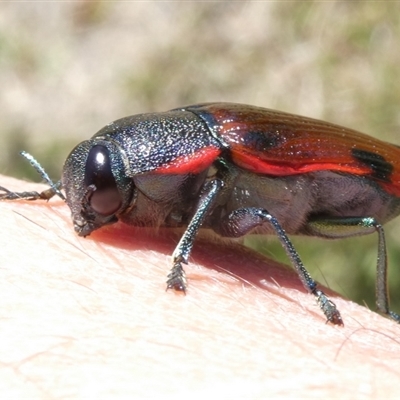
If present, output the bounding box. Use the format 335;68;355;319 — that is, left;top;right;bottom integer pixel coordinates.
1;102;400;326
180;103;399;195
155;146;221;174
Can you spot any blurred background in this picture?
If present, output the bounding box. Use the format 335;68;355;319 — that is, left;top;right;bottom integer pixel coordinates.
1;1;400;314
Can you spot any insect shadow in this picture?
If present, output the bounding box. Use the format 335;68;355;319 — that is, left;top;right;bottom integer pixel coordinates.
88;221;339;313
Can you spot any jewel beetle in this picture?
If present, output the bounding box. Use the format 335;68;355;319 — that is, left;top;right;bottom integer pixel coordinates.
2;102;400;326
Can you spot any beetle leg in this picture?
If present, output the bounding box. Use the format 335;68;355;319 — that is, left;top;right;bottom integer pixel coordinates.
306;217;400;323
217;208;344;325
167;178;223;292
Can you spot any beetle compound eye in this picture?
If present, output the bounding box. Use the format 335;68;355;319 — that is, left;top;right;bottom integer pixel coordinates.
84;145;122;216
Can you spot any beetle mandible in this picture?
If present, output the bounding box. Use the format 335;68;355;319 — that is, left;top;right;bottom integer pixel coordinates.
2;102;400;326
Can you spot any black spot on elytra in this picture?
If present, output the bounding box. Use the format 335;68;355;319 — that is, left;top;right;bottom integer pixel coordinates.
352;148;393;182
242;130;283;151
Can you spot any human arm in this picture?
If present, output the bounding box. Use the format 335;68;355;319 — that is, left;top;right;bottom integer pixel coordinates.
0;175;399;398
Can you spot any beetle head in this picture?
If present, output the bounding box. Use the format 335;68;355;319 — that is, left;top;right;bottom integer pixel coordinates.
62;138;134;237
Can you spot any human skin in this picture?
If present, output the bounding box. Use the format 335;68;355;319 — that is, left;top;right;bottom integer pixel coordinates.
0;175;399;398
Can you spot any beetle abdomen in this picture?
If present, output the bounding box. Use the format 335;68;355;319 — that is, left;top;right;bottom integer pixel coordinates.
209;167;400;237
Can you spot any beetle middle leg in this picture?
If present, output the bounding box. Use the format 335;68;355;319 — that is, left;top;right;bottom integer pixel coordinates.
216;207;344;325
306;217;400;323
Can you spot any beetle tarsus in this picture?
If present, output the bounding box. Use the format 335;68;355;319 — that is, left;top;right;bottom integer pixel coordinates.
387;311;400;323
314;289;344;326
166;261;187;292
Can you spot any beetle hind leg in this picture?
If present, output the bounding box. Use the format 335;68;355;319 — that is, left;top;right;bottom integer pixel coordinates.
216;207;344;325
306;217;400;323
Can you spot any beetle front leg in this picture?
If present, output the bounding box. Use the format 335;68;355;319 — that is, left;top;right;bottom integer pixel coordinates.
216;208;344;325
306;217;400;323
167;179;223;292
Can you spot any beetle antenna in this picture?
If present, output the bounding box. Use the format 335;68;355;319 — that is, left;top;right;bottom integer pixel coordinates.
20;151;65;201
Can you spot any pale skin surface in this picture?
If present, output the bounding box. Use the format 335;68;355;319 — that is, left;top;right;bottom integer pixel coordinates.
0;175;400;398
